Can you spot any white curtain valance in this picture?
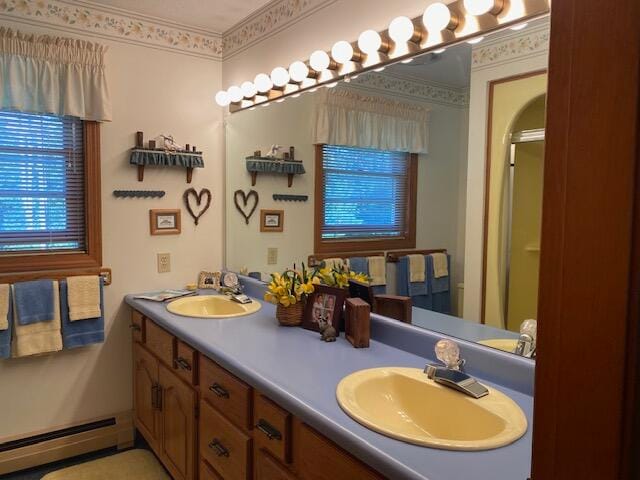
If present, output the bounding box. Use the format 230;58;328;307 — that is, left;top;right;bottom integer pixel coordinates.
313;87;430;154
0;28;111;121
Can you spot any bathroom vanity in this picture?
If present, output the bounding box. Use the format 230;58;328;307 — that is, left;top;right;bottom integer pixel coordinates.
126;278;534;480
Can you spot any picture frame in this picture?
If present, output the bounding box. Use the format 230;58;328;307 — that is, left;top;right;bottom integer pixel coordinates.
150;209;181;235
260;209;284;232
198;271;221;290
302;285;347;332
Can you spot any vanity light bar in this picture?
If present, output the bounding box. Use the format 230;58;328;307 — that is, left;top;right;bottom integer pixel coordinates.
215;0;550;110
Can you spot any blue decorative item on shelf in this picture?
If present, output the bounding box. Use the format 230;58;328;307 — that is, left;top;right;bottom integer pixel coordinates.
246;156;305;188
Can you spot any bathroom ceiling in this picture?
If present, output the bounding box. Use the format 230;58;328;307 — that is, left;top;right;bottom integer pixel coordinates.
89;0;274;33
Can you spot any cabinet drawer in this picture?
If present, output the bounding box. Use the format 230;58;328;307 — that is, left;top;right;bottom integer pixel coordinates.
175;340;198;386
255;449;297;480
130;310;145;343
253;392;291;464
200;459;223;480
200;356;251;431
200;400;251;480
145;320;175;367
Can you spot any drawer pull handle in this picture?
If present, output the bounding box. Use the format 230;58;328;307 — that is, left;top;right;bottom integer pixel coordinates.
151;383;163;411
174;357;192;371
208;439;230;457
256;419;282;441
209;383;229;398
129;324;141;331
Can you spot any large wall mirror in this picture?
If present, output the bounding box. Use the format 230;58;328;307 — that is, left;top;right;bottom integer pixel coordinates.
225;15;549;357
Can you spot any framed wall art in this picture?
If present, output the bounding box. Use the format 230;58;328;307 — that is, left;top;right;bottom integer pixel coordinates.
150;209;181;235
260;209;284;232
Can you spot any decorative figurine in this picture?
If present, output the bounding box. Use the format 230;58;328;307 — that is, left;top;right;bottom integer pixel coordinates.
320;323;337;342
266;145;282;158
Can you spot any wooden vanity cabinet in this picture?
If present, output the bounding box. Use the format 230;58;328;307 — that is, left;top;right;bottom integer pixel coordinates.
131;311;197;480
131;309;385;480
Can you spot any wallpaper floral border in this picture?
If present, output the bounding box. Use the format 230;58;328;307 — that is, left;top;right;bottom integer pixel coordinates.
0;0;223;58
222;0;333;58
471;24;550;69
349;73;469;107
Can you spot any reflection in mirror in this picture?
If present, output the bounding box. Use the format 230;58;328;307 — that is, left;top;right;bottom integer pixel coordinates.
225;16;550;357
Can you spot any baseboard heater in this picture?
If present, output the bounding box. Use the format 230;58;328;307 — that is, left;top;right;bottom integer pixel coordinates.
0;418;115;453
0;411;134;475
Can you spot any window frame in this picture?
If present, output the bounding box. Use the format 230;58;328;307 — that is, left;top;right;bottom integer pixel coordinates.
313;144;417;254
0;121;102;274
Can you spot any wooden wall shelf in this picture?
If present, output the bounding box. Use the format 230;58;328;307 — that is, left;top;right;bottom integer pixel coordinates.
130;149;204;184
246;157;305;188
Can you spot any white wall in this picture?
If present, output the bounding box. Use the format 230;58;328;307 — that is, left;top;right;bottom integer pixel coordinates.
0;20;223;439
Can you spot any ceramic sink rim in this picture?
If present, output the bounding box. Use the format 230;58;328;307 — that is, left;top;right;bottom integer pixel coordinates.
336;367;528;451
166;294;262;318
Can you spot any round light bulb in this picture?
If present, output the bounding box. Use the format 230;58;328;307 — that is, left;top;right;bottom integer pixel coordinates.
463;0;497;16
423;3;453;32
215;90;230;107
241;81;257;98
289;61;309;83
388;16;415;43
358;30;382;54
331;41;354;64
310;50;331;71
228;85;243;103
254;73;273;93
271;67;290;87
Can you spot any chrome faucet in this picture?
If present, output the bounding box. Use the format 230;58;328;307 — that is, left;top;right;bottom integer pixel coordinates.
424;339;489;399
514;319;537;358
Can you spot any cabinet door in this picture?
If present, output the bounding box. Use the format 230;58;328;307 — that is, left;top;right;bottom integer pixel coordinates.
159;363;196;480
256;449;297;480
133;343;160;448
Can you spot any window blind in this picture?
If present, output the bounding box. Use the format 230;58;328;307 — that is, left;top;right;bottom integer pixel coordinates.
0;111;85;254
321;144;410;240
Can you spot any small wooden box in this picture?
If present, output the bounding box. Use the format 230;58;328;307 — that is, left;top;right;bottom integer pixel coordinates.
345;298;370;348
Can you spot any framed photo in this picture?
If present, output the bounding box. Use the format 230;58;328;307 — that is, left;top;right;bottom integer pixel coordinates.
260;209;284;232
150;209;181;235
198;271;221;290
303;285;347;332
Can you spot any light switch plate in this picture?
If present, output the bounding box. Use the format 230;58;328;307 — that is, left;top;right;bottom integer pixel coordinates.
157;253;171;273
267;247;278;265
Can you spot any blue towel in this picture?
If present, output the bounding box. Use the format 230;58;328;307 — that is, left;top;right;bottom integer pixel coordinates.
349;257;368;276
0;298;12;359
60;279;104;349
428;255;450;294
13;280;55;325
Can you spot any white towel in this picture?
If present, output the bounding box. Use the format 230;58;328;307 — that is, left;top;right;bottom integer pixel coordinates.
431;253;449;279
0;284;9;330
367;256;386;286
323;257;349;271
12;281;63;358
408;255;426;283
67;275;101;321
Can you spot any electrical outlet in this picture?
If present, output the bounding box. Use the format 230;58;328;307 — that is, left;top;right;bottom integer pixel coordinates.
157;253;171;273
267;248;278;265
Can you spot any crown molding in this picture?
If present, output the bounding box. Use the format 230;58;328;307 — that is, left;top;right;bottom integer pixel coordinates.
348;72;469;108
222;0;336;60
0;0;223;59
471;20;550;70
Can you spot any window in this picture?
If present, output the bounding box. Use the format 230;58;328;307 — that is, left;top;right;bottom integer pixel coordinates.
314;144;417;253
0;110;101;274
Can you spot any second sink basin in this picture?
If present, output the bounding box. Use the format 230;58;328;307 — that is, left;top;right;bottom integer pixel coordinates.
478;338;519;353
167;295;261;318
336;367;527;451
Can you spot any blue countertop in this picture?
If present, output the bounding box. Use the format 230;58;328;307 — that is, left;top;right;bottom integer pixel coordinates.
125;283;533;480
411;308;520;342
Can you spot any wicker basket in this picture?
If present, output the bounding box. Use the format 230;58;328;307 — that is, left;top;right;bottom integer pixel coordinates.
276;302;304;327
